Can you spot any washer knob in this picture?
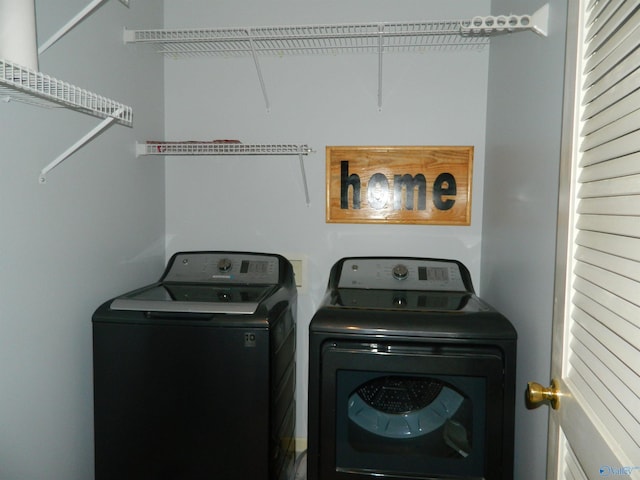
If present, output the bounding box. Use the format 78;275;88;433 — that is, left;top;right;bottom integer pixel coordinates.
217;258;232;272
392;264;409;280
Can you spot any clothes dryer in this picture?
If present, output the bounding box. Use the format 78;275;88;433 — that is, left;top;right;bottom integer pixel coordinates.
308;257;516;480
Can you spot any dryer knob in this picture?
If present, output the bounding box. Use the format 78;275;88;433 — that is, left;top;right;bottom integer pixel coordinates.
392;264;409;280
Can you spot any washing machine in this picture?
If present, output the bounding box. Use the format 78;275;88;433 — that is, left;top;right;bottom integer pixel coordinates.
307;257;517;480
92;251;296;480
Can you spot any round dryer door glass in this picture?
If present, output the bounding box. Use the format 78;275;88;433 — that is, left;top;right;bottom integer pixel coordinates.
347;375;472;458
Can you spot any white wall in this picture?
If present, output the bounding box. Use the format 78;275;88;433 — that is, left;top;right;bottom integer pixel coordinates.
0;1;164;479
163;0;490;445
481;1;568;479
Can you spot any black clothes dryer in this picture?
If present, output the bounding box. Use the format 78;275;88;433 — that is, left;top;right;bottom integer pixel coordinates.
93;251;296;480
308;257;517;480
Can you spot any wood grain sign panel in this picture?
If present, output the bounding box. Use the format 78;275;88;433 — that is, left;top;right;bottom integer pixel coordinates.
326;146;473;225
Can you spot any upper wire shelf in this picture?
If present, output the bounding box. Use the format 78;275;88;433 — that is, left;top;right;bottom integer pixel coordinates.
123;7;549;58
125;21;490;57
0;59;132;126
123;5;548;111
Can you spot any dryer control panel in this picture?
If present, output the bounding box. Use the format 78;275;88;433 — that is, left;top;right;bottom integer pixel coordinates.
337;258;469;292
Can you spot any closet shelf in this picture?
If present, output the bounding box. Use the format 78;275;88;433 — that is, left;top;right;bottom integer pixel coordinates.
0;59;132;125
137;142;312;156
124;21;490;57
123;6;548;58
123;5;548;111
138;142;314;205
1;59;133;183
2;1;133;183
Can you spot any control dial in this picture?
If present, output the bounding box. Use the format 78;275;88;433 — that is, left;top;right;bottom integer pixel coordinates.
392;264;409;280
217;258;232;272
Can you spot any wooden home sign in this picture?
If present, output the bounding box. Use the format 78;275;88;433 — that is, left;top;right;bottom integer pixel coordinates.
326;146;473;225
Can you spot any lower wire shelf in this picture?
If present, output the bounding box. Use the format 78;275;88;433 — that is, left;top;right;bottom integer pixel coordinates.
137;141;314;205
137;141;311;156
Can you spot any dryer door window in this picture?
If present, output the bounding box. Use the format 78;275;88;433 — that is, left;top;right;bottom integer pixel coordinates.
320;343;505;479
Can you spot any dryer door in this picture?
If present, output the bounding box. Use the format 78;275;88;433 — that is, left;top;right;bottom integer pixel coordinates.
318;341;507;480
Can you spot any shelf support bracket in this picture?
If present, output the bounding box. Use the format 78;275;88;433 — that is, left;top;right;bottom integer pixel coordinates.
246;29;271;112
531;3;550;37
377;24;384;111
298;152;310;206
39;107;125;183
38;0;130;55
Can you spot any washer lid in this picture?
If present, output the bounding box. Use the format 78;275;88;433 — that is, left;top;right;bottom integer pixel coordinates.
110;284;276;315
109;251;289;315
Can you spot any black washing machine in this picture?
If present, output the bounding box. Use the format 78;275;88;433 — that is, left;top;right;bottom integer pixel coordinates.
308;257;516;480
93;251;296;480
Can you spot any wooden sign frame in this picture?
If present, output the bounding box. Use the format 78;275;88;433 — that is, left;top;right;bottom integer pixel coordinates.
326;146;473;225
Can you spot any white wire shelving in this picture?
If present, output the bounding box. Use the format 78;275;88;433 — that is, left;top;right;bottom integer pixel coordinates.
39;0;130;55
0;59;132;124
138;142;314;204
1;0;132;183
137;142;312;156
1;59;133;183
124;4;549;110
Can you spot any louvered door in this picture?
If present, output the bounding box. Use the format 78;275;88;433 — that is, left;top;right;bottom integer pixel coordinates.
543;0;640;478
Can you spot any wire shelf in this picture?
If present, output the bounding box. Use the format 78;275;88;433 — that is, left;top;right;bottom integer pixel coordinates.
138;142;313;156
0;59;133;126
124;7;548;111
125;20;492;58
138;142;314;205
124;7;549;58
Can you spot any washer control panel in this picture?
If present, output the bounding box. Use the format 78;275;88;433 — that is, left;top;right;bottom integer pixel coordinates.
337;258;468;292
163;252;281;284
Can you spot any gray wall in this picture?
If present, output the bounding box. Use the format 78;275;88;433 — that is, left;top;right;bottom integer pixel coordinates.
0;1;164;479
163;0;491;445
481;1;568;479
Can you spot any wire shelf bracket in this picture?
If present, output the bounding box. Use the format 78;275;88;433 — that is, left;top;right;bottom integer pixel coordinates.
124;5;548;110
39;0;130;55
137;142;314;204
0;60;133;182
459;4;549;37
39;107;125;183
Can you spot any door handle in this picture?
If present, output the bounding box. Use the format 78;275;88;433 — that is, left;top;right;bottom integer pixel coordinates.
526;379;561;410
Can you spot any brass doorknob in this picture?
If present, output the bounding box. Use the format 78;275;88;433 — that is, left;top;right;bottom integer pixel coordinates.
526;379;561;410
